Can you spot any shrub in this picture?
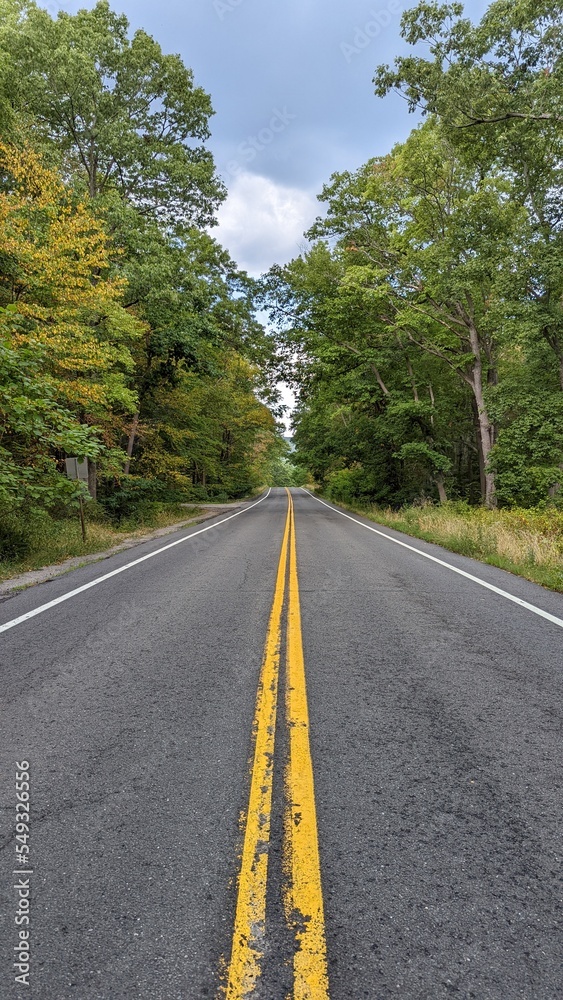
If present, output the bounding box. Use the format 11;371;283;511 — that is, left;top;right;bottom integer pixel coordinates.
0;518;31;561
98;477;191;524
324;467;373;506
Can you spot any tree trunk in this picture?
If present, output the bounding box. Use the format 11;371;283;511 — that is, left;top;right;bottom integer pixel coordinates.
428;382;435;422
88;134;98;198
405;356;419;402
472;397;487;501
434;473;448;503
123;412;139;476
87;459;97;501
370;363;390;397
466;321;497;508
474;407;496;508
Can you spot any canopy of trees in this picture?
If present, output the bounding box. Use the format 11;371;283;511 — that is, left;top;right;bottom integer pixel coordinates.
2;0;561;539
0;0;283;537
264;0;563;509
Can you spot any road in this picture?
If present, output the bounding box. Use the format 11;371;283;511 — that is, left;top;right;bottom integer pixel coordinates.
0;487;561;999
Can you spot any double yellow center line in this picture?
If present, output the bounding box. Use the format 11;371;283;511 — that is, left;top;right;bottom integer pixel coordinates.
223;489;330;999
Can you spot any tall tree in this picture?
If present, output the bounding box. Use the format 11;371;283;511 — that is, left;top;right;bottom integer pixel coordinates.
4;0;223;227
1;2;282;487
264;222;476;506
374;0;563;388
0;141;143;496
287;122;529;506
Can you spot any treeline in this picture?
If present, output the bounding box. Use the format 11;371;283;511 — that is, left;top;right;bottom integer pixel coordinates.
265;0;563;510
0;0;282;553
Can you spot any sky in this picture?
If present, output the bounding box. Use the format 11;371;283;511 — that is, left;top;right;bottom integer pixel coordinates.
40;0;490;276
40;0;490;423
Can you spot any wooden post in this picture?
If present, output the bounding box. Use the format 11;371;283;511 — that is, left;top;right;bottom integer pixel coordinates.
79;495;87;543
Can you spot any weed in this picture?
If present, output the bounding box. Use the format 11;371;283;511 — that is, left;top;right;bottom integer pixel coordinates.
361;501;563;592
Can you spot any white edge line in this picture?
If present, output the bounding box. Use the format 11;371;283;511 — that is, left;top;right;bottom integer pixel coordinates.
0;489;272;635
301;489;563;631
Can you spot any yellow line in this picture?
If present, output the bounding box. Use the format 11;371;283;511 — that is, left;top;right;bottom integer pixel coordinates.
224;494;291;999
285;491;330;999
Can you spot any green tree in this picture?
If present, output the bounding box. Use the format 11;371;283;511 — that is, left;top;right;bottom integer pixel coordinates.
134;350;278;498
0;329;98;519
374;0;563;388
0;1;282;499
374;0;563;131
267;119;530;507
4;0;223;226
0;0;285;523
264;230;476;506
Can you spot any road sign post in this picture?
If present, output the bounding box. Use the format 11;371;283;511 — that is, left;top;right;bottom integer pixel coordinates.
65;458;89;543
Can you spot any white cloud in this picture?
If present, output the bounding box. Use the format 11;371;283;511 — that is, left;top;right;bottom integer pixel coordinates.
215;171;318;277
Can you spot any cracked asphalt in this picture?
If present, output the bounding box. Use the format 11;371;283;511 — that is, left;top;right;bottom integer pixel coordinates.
0;488;561;999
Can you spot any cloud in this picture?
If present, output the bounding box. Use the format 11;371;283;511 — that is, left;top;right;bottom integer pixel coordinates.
214;171;318;277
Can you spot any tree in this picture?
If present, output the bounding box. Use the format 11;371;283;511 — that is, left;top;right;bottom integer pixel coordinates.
0;141;143;496
0;2;283;490
4;0;223;227
268;119;532;507
0;328;98;518
0;1;285;525
374;1;563;129
0;0;27;138
264;227;476;506
134;350;278;497
374;0;563;388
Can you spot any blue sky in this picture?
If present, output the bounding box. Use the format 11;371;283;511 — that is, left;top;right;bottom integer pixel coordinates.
40;0;490;277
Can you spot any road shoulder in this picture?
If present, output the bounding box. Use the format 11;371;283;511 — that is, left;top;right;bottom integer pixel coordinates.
0;504;243;599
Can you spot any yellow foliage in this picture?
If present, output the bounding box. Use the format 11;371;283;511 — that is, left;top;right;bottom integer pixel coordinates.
0;142;142;416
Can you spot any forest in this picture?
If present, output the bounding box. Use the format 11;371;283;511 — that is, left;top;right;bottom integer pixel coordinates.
1;0;562;575
0;0;286;563
266;0;563;513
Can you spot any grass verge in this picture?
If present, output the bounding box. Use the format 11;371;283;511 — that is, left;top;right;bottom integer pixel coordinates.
0;505;202;584
329;499;563;593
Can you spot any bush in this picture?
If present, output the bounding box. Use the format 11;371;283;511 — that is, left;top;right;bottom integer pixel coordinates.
324;467;374;506
98;477;192;524
0;518;32;560
0;509;55;563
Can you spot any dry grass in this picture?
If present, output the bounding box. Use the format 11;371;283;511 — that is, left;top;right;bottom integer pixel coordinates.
362;502;563;592
0;506;202;583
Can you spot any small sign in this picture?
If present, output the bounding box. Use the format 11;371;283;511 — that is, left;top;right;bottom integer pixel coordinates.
65;457;89;483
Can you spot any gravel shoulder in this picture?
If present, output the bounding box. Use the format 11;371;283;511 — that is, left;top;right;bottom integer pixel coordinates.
0;503;242;598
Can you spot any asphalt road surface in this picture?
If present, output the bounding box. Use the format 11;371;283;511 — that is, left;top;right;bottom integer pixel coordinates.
0;487;561;1000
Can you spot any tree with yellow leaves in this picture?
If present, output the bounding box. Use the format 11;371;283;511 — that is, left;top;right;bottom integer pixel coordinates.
0;141;143;497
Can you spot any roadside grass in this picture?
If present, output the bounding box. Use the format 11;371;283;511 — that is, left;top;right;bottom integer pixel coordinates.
338;500;563;593
0;504;201;583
